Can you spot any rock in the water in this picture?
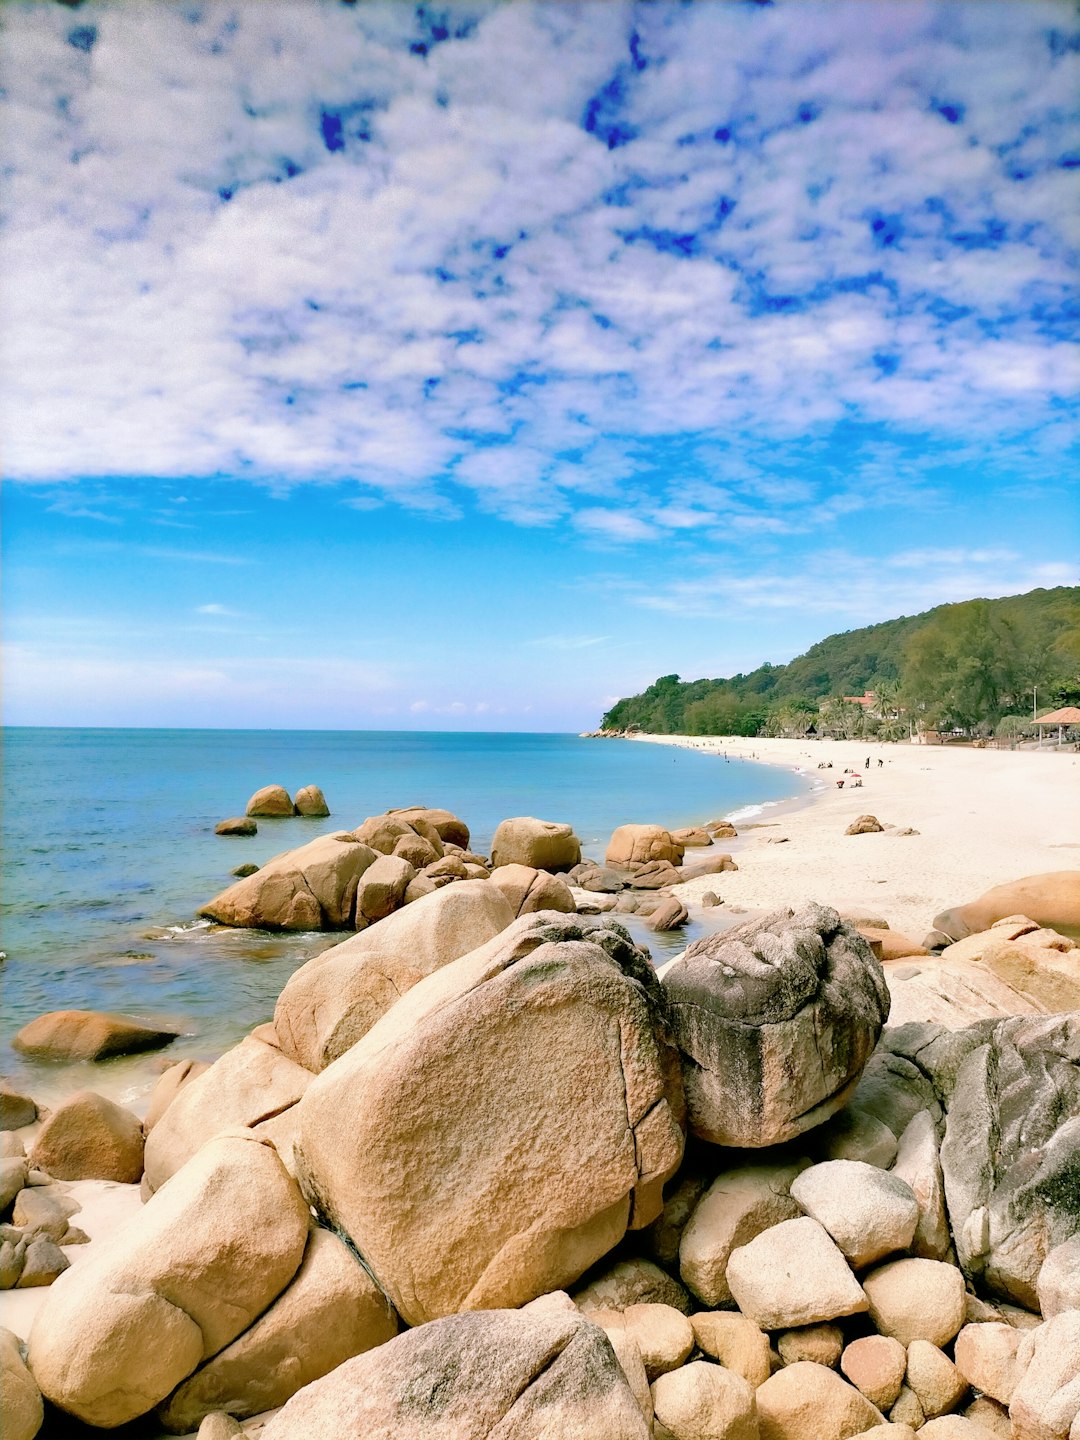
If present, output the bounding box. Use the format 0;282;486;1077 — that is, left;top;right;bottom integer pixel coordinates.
12;1009;181;1062
726;1216;868;1329
489;863;576;917
606;824;685;867
27;1130;309;1428
646;896;689;932
0;1326;43;1440
294;913;685;1325
216;817;257;836
490;817;582;872
29;1091;144;1183
651;1359;757;1440
663;903;889;1147
679;1160;807;1308
157;1226;399;1432
862;1258;966;1347
200;833;379;930
246;785;294;817
273;880;515;1072
938;1014;1080;1307
790;1159;919;1268
259;1306;650;1440
933;872;1080;941
230;862;259;877
846;815;885;835
293;785;330;817
143;1034;312;1192
1008;1309;1080;1440
755;1360;885;1440
0;1087;37;1131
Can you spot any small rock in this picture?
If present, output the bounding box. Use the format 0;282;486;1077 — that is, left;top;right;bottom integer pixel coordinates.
726;1217;868;1330
755;1360;885;1439
918;1418;1002;1439
790;1159;919;1268
890;1385;925;1429
891;1110;950;1260
245;784;294;817
651;1359;757;1440
0;1088;37;1131
815;1107;898;1169
293;785;330;817
846;815;885;835
621;1302;694;1381
215;817;257;836
16;1234;68;1287
13;1010;180;1062
906;1339;968;1419
777;1323;844;1368
679;1161;806;1307
197;1415;244;1440
1008;1310;1080;1440
962;1397;1012;1437
700;891;720;908
841;1335;907;1410
647;896;689;932
863;1258;966;1347
953;1323;1023;1406
12;1186;79;1241
231;862;259;877
690;1311;771;1388
0;1239;24;1288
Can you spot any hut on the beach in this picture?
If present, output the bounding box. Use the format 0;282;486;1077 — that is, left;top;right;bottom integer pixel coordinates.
1035;705;1080;746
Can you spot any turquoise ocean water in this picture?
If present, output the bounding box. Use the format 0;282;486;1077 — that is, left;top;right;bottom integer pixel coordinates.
0;729;805;1097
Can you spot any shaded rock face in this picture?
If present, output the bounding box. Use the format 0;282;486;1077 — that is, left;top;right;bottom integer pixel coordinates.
938;1013;1080;1308
260;1307;650;1440
933;871;1080;942
1;1326;43;1440
490;817;582;873
216;817;257;836
200;833;379;931
12;1009;180;1062
293;785;329;817
663;903;890;1147
295;913;685;1326
27;1130;309;1429
273;880;515;1073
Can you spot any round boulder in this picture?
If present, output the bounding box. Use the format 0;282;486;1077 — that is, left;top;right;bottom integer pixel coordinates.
30;1090;145;1183
489;817;582;872
13;1009;181;1062
932;871;1080;941
245;785;294;817
755;1361;884;1440
293;785;330;818
662;903;890;1147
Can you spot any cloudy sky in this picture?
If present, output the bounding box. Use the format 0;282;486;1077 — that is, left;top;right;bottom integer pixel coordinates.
3;0;1078;728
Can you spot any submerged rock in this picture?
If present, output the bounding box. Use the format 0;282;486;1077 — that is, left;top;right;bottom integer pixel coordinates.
215;817;256;836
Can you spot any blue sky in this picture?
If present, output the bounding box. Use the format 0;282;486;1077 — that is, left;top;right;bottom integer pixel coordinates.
2;0;1078;729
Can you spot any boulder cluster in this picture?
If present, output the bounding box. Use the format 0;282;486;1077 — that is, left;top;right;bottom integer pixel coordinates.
3;824;1079;1440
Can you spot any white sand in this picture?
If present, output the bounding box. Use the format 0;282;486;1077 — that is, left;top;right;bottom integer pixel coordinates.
628;734;1080;939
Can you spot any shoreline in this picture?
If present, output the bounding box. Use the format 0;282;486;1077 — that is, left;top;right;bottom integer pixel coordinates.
626;732;1080;938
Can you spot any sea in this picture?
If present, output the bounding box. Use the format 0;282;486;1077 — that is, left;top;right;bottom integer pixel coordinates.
0;728;807;1102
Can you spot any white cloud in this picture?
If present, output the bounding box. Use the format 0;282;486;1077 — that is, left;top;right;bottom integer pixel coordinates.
195;602;242;616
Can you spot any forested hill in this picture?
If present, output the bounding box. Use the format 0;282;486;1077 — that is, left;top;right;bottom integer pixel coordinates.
600;586;1080;738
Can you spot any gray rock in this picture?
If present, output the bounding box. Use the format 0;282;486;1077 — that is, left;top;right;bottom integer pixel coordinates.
16;1234;68;1287
0;1158;26;1211
663;903;890;1147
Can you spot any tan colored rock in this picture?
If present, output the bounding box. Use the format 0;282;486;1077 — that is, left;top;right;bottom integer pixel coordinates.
953;1322;1023;1405
16;1235;68;1287
246;784;294;816
12;1009;180;1061
354;853;415;923
392;831;441;868
651;1359;758;1440
863;1259;966;1347
143;1034;312;1191
201;833;378;930
621;1302;694;1381
0;1157;26;1210
756;1360;884;1440
1009;1310;1080;1440
144;1059;212;1132
906;1339;968;1419
846;815;884;835
816;1107;899;1169
670;827;713;848
840;1335;907;1410
489;863;576;917
963;1397;1012;1437
691;1312;771;1387
663;904;889;1148
157;1226;399;1432
679;1162;806;1306
0;1087;38;1130
918;1418;1004;1440
273;880;515;1072
679;1161;806;1307
1038;1238;1080;1318
293;785;329;817
29;1091;144;1183
216;817;257;836
939;925;1080;1009
12;1185;79;1240
0;1326;42;1440
891;1110;951;1260
27;1130;309;1428
728;1216;868;1330
629;859;684;888
259;1306;651;1439
607;824;685;867
574;1256;692;1315
679;853;738;881
587;1310;653;1429
295;914;685;1325
889;1386;925;1429
933;873;1080;941
647;896;690;932
859;927;930;960
490;817;582;872
790;1160;919;1268
854;1428;918;1440
197;1415;243;1440
778;1323;844;1368
390;806;470;849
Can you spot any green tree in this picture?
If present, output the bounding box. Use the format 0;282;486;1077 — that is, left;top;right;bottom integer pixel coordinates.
903;600;1023;731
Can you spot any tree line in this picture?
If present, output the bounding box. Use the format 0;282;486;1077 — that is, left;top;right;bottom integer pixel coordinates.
600;587;1080;741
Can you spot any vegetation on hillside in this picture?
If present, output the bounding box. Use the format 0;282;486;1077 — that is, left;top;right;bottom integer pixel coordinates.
600;587;1080;740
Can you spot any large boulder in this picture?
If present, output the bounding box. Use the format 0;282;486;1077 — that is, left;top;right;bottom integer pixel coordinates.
144;1059;212;1132
1008;1309;1080;1440
29;1091;144;1183
389;805;470;850
260;1307;650;1440
662;903;890;1147
12;1009;181;1062
293;785;329;817
27;1130;309;1428
939;925;1080;1011
354;854;415;923
294;913;685;1325
245;784;294;817
143;1033;312;1191
200;833;379;930
755;1361;885;1440
273;881;515;1072
938;1013;1080;1307
490;817;582;872
606;824;685;867
157;1226;399;1433
489;863;576;917
933;872;1080;942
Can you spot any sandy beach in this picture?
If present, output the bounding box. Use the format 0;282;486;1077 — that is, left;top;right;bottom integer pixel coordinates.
629;734;1080;940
